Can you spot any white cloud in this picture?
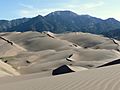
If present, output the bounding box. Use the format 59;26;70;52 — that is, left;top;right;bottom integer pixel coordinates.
66;1;104;10
82;1;104;9
19;9;39;17
18;1;105;17
20;3;34;9
19;3;41;17
19;8;62;17
18;3;68;17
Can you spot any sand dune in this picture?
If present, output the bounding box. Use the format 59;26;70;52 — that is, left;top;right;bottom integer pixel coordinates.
1;31;120;74
57;32;120;50
0;39;25;57
1;64;120;90
0;31;120;90
0;60;20;76
3;31;73;51
0;71;51;85
52;65;88;75
57;32;109;47
3;48;119;74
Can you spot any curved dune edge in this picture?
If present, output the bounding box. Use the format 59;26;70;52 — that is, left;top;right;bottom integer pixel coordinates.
52;65;88;75
0;60;20;76
0;64;120;90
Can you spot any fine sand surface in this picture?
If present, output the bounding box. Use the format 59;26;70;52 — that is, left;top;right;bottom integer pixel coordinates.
0;31;120;90
0;65;120;90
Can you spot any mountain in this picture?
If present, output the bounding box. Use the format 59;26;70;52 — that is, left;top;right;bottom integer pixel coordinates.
45;11;120;34
45;11;80;33
0;18;30;32
0;10;120;39
101;18;120;32
8;15;53;32
103;29;120;40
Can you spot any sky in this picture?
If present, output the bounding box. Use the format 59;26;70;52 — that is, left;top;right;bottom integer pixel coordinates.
0;0;120;21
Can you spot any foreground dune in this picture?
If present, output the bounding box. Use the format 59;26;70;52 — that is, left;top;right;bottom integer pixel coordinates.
0;64;120;90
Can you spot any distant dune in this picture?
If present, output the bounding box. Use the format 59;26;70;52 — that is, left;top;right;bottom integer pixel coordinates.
0;31;120;90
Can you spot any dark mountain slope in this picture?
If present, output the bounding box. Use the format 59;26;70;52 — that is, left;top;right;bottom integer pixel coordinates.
0;10;120;39
0;18;30;32
9;15;53;32
103;29;120;40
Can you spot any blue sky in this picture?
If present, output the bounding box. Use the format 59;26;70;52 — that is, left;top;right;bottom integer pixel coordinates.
0;0;120;20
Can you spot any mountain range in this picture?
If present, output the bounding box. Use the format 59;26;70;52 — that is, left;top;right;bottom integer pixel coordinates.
0;10;120;39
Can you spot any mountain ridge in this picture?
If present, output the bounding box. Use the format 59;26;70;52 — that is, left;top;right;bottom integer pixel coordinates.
0;10;120;39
